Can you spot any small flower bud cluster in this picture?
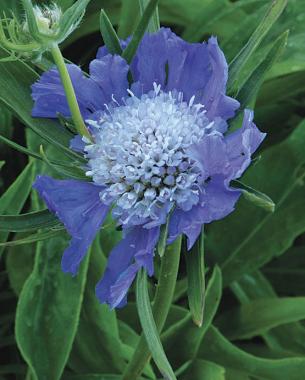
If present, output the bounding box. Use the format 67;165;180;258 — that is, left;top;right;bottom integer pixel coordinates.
23;4;62;37
0;0;88;60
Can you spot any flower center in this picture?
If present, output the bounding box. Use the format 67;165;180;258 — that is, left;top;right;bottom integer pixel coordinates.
85;84;214;227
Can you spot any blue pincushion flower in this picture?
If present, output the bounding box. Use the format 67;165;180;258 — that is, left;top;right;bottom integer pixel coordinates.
32;28;265;308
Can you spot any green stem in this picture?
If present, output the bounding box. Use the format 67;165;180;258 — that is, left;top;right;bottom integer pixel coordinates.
50;44;91;140
122;236;182;380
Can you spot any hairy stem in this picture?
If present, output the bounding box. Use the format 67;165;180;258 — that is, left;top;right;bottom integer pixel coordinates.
122;236;182;380
50;44;91;140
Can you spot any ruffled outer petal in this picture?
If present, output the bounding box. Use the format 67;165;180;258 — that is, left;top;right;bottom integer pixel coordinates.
89;54;129;106
225;109;266;179
131;28;239;120
32;65;102;119
201;37;239;120
32;56;129;119
96;226;160;309
33;176;108;275
168;175;241;248
169;111;265;248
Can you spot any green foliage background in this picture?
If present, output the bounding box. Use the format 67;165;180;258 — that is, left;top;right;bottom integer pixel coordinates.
1;0;305;379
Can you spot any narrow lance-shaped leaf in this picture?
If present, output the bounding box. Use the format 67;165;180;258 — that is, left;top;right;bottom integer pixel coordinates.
0;209;58;232
228;0;287;93
163;266;222;363
0;228;65;247
237;30;289;109
186;227;205;327
139;0;160;33
0;135;85;180
122;0;159;64
100;10;122;55
21;0;40;39
217;297;305;341
0;162;35;257
231;180;275;213
60;0;91;39
0;134;41;160
157;214;170;258
0;47;84;164
117;0;140;39
136;268;177;380
200;326;305;380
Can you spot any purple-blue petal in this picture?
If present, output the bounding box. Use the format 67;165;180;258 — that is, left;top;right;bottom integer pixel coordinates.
187;133;229;178
32;56;129;119
225;109;266;179
168;176;241;248
167;213;202;250
32;64;102;119
69;135;85;153
96;226;159;308
33;176;108;275
201;37;239;120
132;29;239;120
89;54;129;106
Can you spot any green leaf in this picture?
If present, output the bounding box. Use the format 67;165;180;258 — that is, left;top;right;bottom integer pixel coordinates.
0;162;35;256
60;0;91;39
164;266;222;366
117;0;140;39
0;209;58;232
122;0;159;64
181;359;225;380
263;245;305;296
5;237;35;295
0;105;13;150
207;118;305;286
100;10;122;55
186;227;205;327
0;163;33;215
200;326;305;380
228;0;287;93
0;228;65;247
21;0;40;39
233;271;305;357
136;268;177;380
182;0;227;42
139;0;160;33
15;236;90;380
265;0;305;79
0;134;41;160
231;180;275;212
217;297;305;340
68;237;126;374
236;30;289;109
0;161;4;170
63;376;123;380
0;48;83;164
157;215;170;258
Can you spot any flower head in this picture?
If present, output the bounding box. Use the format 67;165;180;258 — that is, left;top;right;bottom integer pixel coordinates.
32;28;265;308
85;85;213;228
0;0;88;60
24;4;62;36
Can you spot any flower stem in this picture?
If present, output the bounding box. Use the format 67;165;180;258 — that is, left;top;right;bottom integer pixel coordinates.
50;44;91;140
122;236;182;380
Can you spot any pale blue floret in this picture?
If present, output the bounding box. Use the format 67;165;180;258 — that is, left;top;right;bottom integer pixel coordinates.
84;84;216;227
